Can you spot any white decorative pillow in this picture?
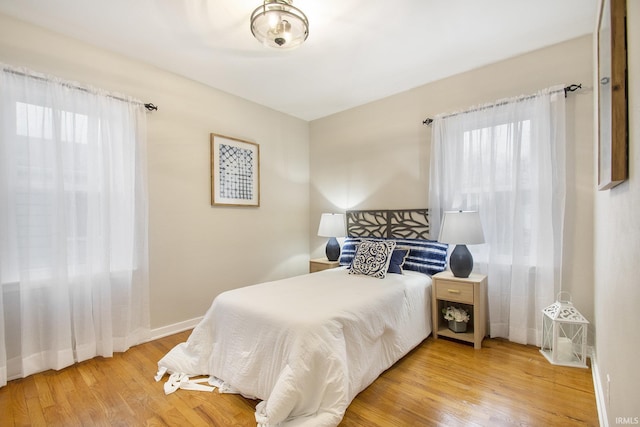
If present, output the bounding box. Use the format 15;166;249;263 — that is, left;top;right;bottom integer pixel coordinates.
348;240;397;279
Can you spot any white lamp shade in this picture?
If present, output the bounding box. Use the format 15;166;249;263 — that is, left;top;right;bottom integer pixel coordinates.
438;211;485;245
317;213;346;237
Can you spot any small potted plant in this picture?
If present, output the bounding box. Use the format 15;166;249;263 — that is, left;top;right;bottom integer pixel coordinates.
442;306;470;333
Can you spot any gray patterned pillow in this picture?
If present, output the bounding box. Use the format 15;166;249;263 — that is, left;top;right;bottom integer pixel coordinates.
348;240;397;279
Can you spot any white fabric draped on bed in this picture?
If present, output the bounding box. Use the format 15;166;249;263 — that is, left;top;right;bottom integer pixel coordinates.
156;267;432;427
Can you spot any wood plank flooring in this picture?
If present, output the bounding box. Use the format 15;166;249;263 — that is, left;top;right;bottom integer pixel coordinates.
0;331;598;426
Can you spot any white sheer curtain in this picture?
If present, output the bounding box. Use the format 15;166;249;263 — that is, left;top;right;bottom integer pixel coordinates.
0;65;150;386
429;85;566;345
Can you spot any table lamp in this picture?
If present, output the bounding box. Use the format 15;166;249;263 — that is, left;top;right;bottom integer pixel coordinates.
317;213;346;261
438;210;485;278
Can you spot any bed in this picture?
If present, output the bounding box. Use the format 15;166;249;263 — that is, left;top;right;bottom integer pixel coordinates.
156;209;447;427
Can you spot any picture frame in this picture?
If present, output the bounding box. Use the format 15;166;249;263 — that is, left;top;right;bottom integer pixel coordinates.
596;0;627;190
211;133;260;207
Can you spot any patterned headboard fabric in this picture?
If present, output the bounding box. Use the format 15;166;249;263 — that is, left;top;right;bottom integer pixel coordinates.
345;209;430;240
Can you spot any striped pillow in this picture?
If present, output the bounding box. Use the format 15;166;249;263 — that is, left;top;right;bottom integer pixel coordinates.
339;237;362;267
393;238;448;276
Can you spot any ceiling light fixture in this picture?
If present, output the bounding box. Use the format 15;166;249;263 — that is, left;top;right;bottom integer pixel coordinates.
250;0;309;49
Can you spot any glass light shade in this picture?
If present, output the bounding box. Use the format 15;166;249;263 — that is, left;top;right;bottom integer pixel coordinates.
438;211;485;244
250;0;309;49
317;213;346;237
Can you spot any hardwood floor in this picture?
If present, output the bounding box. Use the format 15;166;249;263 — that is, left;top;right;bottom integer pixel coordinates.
0;331;598;426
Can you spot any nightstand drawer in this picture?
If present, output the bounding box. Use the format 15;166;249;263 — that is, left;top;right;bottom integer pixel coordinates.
435;280;474;304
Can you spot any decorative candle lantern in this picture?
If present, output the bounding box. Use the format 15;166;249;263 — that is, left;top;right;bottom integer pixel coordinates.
540;292;589;368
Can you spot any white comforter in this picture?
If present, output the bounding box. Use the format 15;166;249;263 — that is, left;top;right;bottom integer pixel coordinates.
157;267;432;427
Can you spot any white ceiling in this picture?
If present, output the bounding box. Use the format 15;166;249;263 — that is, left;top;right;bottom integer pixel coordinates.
0;0;597;121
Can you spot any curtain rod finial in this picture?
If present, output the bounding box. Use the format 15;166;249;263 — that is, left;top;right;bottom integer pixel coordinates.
563;84;582;97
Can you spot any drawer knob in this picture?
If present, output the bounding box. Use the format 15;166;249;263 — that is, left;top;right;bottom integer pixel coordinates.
447;289;461;294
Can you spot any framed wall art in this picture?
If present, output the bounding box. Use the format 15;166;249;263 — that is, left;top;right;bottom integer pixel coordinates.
596;0;628;190
210;133;260;207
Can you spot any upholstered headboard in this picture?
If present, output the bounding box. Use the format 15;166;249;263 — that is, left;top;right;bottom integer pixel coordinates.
345;209;430;240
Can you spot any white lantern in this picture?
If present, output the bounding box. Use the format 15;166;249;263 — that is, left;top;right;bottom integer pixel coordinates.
540;292;589;368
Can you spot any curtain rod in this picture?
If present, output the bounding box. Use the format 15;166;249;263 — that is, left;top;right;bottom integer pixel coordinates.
422;83;581;126
2;67;158;112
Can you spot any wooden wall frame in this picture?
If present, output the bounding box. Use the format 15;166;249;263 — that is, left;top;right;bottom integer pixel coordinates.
596;0;628;190
210;133;260;207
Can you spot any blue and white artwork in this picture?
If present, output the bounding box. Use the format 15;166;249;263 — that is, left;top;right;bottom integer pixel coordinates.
211;134;259;206
219;144;254;200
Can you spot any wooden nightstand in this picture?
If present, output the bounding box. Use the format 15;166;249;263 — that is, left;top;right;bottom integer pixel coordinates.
432;271;487;349
309;258;340;273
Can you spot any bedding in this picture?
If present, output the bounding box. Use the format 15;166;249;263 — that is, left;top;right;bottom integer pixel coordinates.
156;267;432;427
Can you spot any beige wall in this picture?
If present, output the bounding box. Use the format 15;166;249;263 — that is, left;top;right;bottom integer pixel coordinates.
593;1;640;424
0;14;311;331
310;35;596;331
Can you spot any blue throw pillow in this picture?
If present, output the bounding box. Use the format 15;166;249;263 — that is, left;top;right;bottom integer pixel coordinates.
387;248;409;274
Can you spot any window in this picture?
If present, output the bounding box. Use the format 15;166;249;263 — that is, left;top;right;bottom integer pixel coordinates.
459;120;535;260
428;86;566;345
1;65;149;385
12;103;92;279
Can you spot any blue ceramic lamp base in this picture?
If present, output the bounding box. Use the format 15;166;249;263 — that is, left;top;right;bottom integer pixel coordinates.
450;244;473;278
325;237;340;262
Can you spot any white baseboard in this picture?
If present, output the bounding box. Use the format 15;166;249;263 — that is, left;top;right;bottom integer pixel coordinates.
148;317;203;342
590;350;609;427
